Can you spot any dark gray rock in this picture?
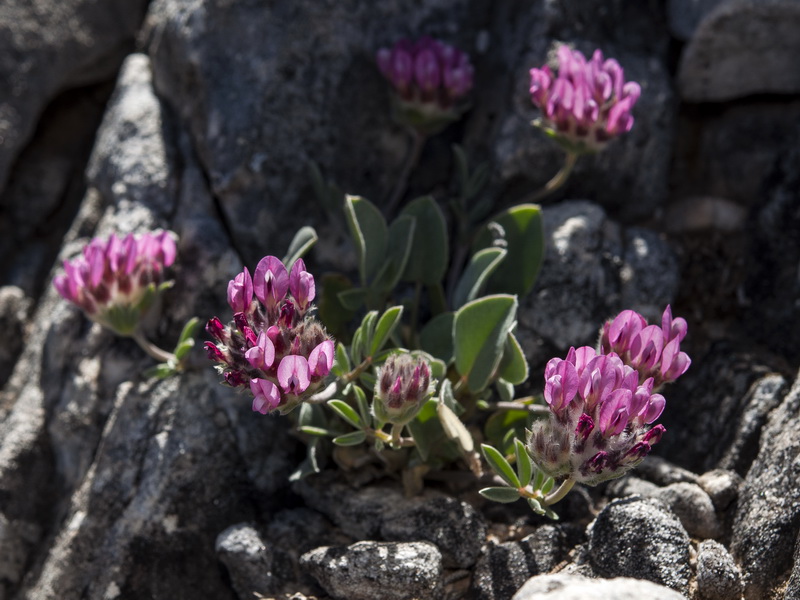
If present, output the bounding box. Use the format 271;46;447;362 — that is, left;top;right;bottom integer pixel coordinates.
634;455;699;486
620;228;680;319
380;494;487;569
216;524;278;599
511;573;686;600
588;497;691;594
656;345;782;475
606;476;660;500
652;482;722;540
697;469;743;513
0;0;149;195
0;287;30;390
696;539;744;600
787;532;800;600
471;524;582;600
667;0;727;40
678;0;800;101
731;367;800;599
301;540;443;600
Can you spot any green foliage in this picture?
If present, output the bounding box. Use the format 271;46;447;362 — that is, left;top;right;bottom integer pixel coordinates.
283;226;318;270
400;196;449;285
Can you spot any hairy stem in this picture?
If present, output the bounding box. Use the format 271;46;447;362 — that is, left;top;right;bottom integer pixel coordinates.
543;478;576;506
523;151;578;204
132;329;177;364
385;129;426;217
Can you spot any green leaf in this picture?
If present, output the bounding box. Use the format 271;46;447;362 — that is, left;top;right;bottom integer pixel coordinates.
298;426;336;437
454;295;518;393
144;363;177;379
338;287;369;312
178;317;201;345
333;430;367;446
351;328;365;364
318;273;356;339
289;438;322;481
481;444;521;488
344;195;388;285
352;385;371;426
544;507;560;521
514;438;533;487
370;306;403;357
479;487;522;503
473;204;545;297
533;467;545;492
357;311;379;358
328;399;363;429
331;342;351;377
283;226;318;270
541;476;555;495
373;215;416;292
495;379;515;403
527;497;545;515
407;399;438;461
419;312;455;364
453;247;507;308
437;402;474;453
399;196;449;285
497;332;529;385
174;340;195;361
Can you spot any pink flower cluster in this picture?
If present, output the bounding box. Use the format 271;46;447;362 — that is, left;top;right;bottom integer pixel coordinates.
377;37;473;126
373;353;433;425
53;231;177;335
205;256;335;415
527;306;689;485
529;46;641;152
600;305;691;388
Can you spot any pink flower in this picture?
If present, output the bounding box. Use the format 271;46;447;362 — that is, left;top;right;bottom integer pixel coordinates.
308;340;334;378
250;378;281;414
253;256;289;309
227;267;254;314
529;47;641;153
245;332;276;371
289;259;315;311
277;355;311;396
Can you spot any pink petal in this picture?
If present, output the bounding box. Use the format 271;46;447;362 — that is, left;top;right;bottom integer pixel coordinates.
308;340;335;377
253;256;289;307
277;355;310;395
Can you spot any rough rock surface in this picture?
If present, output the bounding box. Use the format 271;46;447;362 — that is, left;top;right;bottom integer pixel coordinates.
731;367;800;599
696;539;744;600
588;497;692;594
678;0;800;101
300;541;443;600
511;573;686;600
215;524;278;599
471;524;582;600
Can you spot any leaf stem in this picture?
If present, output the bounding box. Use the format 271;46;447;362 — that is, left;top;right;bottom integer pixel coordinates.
523;151;578;204
385;128;426;218
131;329;177;364
543;478;576;506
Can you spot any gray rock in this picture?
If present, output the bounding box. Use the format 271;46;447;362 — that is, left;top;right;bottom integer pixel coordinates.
668;0;727;40
696;539;744;600
380;494;487;569
634;455;699;486
787;532;800;600
697;469;743;513
216;524;278;599
301;541;443;600
588;497;691;594
0;0;149;194
0;287;30;390
471;524;582;600
678;0;800;101
605;476;660;500
511;573;686;600
519;201;679;370
653;482;722;540
731;367;800;599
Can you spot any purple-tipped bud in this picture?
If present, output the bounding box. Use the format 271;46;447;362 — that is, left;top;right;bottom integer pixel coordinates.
224;371;247;388
624;441;651;461
227;267;254;313
204;341;226;363
587;451;610;473
575;413;594;442
373;353;434;425
206;316;226;341
642;424;666;445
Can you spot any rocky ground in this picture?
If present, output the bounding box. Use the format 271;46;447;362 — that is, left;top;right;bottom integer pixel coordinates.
1;1;799;599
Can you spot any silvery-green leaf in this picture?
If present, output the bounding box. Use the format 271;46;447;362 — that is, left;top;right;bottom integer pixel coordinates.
481;444;521;488
479;487;522;503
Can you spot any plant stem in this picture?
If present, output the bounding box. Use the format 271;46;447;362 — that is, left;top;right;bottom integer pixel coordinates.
543;478;576;506
385;128;426;218
410;281;422;348
494;401;551;416
523;151;578;204
390;423;404;447
132;329;177;364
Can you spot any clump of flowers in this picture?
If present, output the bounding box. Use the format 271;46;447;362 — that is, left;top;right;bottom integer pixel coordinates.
53;230;177;336
377;36;474;133
526;346;667;486
205;256;335;415
373;353;434;426
529;46;641;154
600;305;691;388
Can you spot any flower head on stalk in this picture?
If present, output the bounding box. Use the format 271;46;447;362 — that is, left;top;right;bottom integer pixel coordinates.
206;256;334;415
53;230;177;336
529;46;641;153
377;36;474;134
600;305;691;388
527;346;669;486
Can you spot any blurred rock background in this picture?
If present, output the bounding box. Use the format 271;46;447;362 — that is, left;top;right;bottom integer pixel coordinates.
1;0;799;598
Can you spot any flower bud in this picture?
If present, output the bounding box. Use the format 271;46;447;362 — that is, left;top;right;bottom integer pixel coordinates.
373;354;433;425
